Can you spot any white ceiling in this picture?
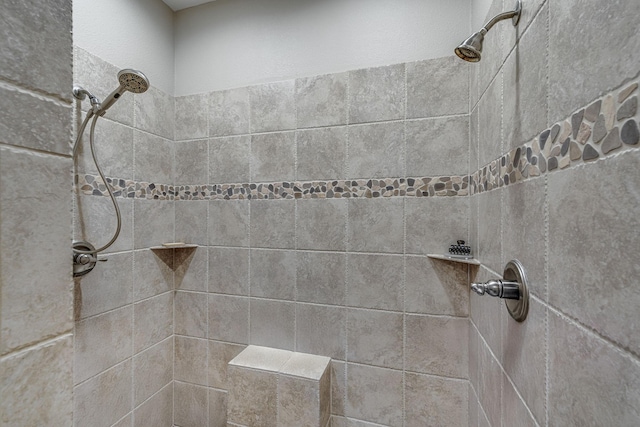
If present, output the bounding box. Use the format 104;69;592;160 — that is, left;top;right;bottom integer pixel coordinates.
162;0;216;12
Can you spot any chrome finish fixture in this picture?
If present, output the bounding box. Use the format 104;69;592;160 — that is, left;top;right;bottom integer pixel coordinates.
455;0;522;62
471;259;529;322
73;241;107;277
73;86;101;112
98;69;149;115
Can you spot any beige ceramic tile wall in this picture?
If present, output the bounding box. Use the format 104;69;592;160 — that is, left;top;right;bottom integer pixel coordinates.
469;0;640;426
72;48;176;427
173;55;473;426
0;0;74;425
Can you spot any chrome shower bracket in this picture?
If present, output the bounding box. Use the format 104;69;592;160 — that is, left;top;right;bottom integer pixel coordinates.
73;241;107;277
471;259;529;322
73;86;101;112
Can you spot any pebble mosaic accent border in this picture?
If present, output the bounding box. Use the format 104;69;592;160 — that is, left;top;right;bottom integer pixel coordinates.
77;82;639;201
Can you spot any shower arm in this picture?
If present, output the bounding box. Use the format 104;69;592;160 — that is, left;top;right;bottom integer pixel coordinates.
482;9;520;33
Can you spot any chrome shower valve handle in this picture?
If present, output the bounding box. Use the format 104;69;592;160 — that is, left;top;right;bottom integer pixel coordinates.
471;279;520;300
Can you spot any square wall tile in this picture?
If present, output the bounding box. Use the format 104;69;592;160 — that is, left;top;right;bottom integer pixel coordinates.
75;118;133;179
346;253;403;311
405;314;468;379
549;150;640;355
347;309;403;369
249;81;296;133
209;388;228;427
406;116;469;177
296;127;347;181
251;131;296;182
174;381;209;427
133;292;173;353
0;336;72;426
405;196;469;255
549;0;640;124
208;247;249;296
73;360;132;427
209;135;251;184
250;299;295;351
209;199;249;247
407;56;468;118
133;383;173;427
1;0;71;100
478;72;503;167
133;199;174;249
208;340;245;390
134;131;173;184
479;339;502;427
296;72;347;128
250;249;296;300
227;365;278;426
76;252;133;319
135;86;175;140
133;337;173;406
297;198;346;251
296;303;346;360
175;139;209;185
209;87;250;137
74;194;133;254
176;93;209;141
348;197;403;254
175;336;208;386
208;294;249;344
349;64;404;124
175;200;208;245
296;251;346;306
405;373;468;427
134;249;172;301
175;245;208;292
345;364;403;426
74;306;133;385
476;188;502;274
0;86;71;155
1;147;72;354
278;376;326;427
250;199;295;249
549;311;640;426
405;255;469;316
175;291;208;338
502;374;539;427
348;122;404;179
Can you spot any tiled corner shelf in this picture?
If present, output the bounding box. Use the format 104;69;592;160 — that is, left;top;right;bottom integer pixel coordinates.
427;253;480;265
150;243;198;250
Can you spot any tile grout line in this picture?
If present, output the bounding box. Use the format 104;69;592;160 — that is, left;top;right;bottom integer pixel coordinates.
402;61;408;427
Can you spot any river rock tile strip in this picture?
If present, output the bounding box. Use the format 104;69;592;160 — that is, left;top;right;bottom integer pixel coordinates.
78;81;639;200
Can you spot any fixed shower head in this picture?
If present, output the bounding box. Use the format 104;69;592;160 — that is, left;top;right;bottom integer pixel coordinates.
455;30;486;62
98;69;149;115
454;0;522;63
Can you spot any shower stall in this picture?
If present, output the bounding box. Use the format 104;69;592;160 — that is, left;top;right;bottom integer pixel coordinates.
1;0;639;426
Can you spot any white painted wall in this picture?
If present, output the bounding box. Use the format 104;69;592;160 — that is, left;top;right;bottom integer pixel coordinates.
471;0;495;30
174;0;472;95
73;0;175;95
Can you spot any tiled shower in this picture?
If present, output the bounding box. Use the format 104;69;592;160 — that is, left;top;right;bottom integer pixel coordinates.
1;1;639;427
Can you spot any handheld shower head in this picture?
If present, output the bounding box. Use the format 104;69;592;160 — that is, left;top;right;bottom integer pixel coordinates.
98;69;149;115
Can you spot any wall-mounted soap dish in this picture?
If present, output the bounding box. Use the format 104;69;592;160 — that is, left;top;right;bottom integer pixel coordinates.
150;243;198;250
427;253;480;265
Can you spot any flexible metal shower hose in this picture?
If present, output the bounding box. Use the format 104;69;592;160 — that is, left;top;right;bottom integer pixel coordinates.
72;111;122;255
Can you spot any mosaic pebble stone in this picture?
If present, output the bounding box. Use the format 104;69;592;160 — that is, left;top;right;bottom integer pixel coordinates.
559;156;570;169
560;138;570;156
538;156;547;173
539;129;551;150
602;95;616;130
601;128;622;154
569;141;582;161
558;120;572;144
618;83;638;103
582;144;599;161
571;110;584;139
550;145;561;157
549;124;561;145
621;120;639;145
548;157;558;171
584;100;602;122
592;115;607;143
616;96;637;121
576;122;592;145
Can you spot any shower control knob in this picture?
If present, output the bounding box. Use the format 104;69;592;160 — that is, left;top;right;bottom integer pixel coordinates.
471;279;520;300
